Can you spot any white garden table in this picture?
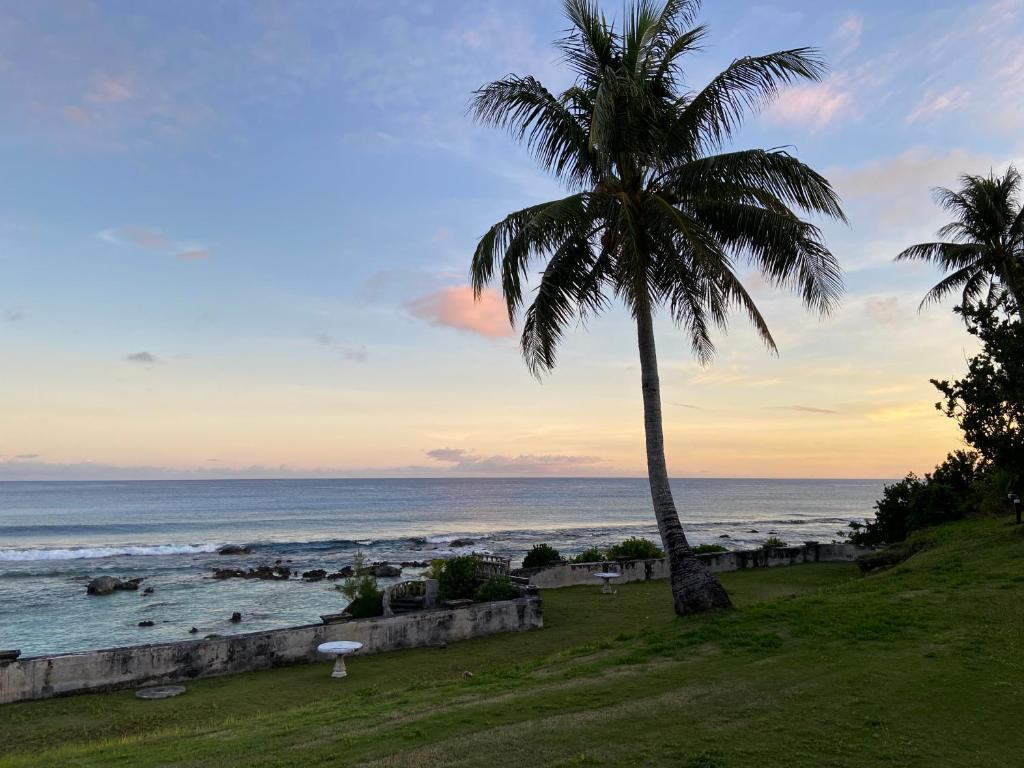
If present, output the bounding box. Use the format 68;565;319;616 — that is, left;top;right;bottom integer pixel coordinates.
593;571;621;594
317;640;363;679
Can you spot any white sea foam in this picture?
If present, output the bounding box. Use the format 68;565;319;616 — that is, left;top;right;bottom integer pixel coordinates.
0;544;221;562
424;534;488;544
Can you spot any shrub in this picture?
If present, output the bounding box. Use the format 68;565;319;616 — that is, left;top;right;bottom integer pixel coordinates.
522;543;563;569
692;543;728;554
338;552;384;618
849;451;985;545
571;546;607;563
761;536;787;550
473;576;521;602
606;537;665;560
435;555;479;600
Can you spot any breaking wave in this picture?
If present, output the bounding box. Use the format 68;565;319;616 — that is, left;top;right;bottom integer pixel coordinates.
0;544;222;562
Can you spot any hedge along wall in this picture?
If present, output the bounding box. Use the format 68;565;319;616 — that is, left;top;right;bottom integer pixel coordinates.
0;597;543;705
525;543;864;589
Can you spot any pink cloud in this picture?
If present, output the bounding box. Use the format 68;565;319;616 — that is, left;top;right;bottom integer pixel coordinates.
407;285;514;340
176;248;211;261
766;77;851;130
906;86;971;123
86;75;133;104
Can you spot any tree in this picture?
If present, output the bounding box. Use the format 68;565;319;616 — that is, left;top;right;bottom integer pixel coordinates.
469;0;845;615
897;167;1024;316
932;300;1023;488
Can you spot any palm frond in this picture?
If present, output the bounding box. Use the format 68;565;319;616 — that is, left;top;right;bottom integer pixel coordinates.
471;194;591;320
672;49;827;155
665;149;847;222
471;76;595;187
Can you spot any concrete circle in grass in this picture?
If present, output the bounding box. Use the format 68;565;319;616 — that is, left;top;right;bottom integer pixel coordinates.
135;685;186;700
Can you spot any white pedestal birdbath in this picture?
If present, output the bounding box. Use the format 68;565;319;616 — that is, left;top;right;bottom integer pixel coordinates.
317;640;363;678
594;572;621;594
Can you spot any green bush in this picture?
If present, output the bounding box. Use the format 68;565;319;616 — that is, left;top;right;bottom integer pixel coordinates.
606;537;665;560
338;552;384;618
849;451;985;545
761;536;787;550
692;543;728;554
522;543;563;569
571;546;607;563
435;555;479;600
473;576;521;602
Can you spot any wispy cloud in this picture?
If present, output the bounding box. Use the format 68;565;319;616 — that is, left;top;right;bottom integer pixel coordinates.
427;447;603;476
99;226;172;249
765;75;852;130
766;405;838;414
906;86;971;124
834;14;864;58
408;286;514;340
313;332;367;362
98;226;211;262
125;351;158;364
3;308;24;323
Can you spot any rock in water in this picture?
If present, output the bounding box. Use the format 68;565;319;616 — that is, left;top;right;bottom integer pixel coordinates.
86;576;119;595
138;620;154;627
449;539;475;548
217;544;251;555
86;576;142;596
230;612;242;623
373;564;402;578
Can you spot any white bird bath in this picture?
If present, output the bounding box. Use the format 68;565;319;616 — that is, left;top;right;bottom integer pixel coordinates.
317;640;363;679
593;571;621;594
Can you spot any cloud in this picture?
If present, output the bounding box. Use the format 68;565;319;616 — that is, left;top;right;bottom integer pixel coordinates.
427;447;603;476
314;332;367;362
766;405;838;414
15;453;40;460
906;86;971;124
765;76;852;130
673;403;703;410
125;351;158;364
176;248;211;261
864;297;903;326
407;286;514;340
3;308;24;323
834;14;864;58
85;74;133;104
99;227;212;262
99;226;172;249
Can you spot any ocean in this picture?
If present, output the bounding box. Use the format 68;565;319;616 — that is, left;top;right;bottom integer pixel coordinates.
0;478;884;656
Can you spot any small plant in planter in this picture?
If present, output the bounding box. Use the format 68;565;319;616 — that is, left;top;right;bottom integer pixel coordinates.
606;537;665;560
522;544;564;569
761;536;787;550
571;546;607;563
337;552;384;618
692;544;728;554
473;576;521;602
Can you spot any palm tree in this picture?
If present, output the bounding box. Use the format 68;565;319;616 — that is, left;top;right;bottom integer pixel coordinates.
470;0;845;615
897;167;1024;316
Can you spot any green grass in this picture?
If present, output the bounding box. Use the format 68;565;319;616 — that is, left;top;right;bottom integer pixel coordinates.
2;517;1023;767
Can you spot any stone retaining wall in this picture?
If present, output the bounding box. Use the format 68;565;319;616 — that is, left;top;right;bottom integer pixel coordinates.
524;543;863;588
0;597;543;705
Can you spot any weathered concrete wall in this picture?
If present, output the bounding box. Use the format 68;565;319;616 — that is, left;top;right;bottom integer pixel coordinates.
0;597;542;705
525;543;863;588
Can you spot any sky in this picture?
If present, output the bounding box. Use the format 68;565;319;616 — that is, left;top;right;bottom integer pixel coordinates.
1;0;1022;481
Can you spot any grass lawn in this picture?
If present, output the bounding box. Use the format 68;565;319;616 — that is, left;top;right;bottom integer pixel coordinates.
2;517;1023;767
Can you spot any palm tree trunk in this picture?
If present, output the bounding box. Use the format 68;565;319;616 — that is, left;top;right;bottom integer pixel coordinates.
636;303;732;615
